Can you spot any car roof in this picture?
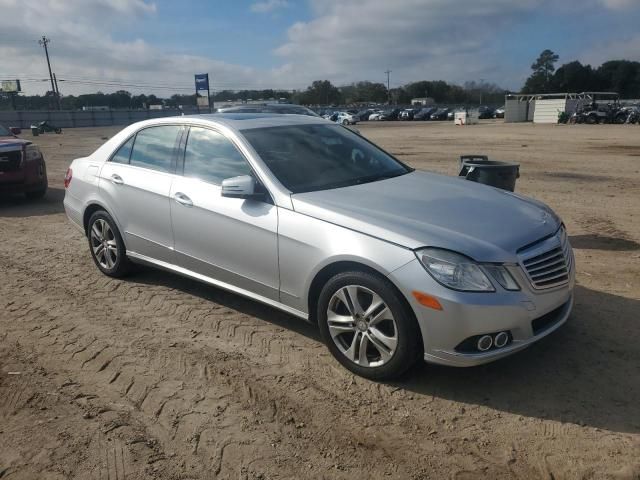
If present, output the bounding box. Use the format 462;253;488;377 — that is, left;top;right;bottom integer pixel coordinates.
112;113;331;131
171;113;328;131
197;113;327;130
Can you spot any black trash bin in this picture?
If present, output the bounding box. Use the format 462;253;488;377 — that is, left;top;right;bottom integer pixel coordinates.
458;156;520;192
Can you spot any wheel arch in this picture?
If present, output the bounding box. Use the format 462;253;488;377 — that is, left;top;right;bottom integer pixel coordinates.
307;261;423;343
82;201;124;244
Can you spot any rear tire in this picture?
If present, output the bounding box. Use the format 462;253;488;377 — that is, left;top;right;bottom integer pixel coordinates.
614;113;627;125
87;210;131;278
317;271;421;380
25;187;47;200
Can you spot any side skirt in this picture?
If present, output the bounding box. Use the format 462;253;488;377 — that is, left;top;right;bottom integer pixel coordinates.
126;251;310;322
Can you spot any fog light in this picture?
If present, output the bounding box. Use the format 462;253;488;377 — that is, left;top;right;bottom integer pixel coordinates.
494;331;509;348
477;335;493;351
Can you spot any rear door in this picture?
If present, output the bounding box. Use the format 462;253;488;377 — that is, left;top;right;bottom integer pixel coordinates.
169;126;280;301
99;125;183;263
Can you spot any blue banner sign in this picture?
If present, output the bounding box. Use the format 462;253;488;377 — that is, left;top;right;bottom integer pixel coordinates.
195;74;209;91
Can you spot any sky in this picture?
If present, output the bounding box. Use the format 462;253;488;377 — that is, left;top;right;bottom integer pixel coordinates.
1;0;640;96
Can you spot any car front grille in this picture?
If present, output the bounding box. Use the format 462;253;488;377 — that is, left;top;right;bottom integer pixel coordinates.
520;227;573;290
0;150;22;173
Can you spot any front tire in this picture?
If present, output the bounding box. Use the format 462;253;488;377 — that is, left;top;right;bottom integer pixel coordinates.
87;210;131;277
317;271;421;380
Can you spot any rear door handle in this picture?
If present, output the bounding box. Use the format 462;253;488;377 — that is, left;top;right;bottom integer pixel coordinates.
110;174;124;185
173;192;193;207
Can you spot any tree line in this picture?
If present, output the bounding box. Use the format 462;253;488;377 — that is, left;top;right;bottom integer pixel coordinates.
1;51;639;111
0;80;506;110
523;49;640;97
0;89;295;111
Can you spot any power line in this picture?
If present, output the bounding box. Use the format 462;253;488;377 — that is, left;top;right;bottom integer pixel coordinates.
2;71;309;92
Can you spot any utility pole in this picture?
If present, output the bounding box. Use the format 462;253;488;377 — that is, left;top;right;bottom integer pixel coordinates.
39;35;60;109
385;69;392;104
53;73;61;101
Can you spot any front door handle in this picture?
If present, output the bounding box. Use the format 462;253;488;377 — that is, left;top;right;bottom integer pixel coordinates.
110;174;124;185
173;192;193;207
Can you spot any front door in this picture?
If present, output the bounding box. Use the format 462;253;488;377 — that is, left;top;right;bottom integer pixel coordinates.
169;126;279;301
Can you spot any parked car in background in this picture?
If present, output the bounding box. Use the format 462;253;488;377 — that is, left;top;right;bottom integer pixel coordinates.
64;113;575;379
478;106;495;119
399;108;419;121
356;109;376;121
380;108;401;121
216;103;320;117
413;107;437;120
335;111;359;125
368;110;385;121
0;124;48;199
494;106;505;118
431;108;451;121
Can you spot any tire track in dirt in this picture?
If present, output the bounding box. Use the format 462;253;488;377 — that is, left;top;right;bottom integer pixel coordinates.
2;225;638;479
1;252;416;478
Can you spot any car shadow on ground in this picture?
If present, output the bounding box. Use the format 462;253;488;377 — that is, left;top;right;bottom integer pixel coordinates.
127;268;639;435
131;267;322;342
0;187;65;217
569;234;640;251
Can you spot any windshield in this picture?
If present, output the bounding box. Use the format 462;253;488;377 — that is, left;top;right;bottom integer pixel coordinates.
0;125;11;136
242;124;412;193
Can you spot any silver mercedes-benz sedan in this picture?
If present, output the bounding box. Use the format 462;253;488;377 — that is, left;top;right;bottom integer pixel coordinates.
64;113;574;379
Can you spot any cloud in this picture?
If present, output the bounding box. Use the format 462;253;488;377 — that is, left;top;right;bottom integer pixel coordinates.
250;0;289;14
579;33;640;65
598;0;639;9
274;0;546;88
3;0;639;97
0;0;293;95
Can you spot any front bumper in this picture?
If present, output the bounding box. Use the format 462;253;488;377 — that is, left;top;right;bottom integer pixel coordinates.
0;158;47;194
388;257;575;367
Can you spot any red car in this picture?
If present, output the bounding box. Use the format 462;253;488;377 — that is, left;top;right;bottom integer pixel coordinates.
0;125;48;199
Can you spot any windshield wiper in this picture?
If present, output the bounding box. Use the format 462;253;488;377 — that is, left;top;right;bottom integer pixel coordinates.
352;170;407;185
297;170;408;193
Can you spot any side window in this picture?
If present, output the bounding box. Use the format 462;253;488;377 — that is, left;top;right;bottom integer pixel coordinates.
183;127;252;185
129;126;181;173
111;136;134;164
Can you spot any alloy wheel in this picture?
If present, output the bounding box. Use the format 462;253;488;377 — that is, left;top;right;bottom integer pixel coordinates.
326;285;398;367
90;218;118;269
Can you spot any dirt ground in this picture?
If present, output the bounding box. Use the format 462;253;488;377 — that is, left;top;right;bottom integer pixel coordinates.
1;120;639;479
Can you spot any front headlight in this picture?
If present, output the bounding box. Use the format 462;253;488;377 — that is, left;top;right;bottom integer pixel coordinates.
24;144;42;162
416;248;495;292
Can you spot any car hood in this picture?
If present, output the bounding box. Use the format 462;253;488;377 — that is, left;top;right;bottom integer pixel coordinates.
0;137;30;151
291;170;560;262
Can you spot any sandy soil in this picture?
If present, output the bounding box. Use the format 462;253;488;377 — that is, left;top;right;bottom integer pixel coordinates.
1;120;639;479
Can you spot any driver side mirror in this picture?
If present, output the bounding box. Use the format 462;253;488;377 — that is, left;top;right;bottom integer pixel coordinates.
221;175;265;200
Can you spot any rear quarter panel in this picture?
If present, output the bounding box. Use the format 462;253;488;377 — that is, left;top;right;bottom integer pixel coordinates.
63;157;111;233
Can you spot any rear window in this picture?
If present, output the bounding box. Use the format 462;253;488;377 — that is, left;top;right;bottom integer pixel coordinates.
129;126;181;173
111;137;134;164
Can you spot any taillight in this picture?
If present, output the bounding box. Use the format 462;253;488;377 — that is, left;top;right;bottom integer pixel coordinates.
64;168;73;188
